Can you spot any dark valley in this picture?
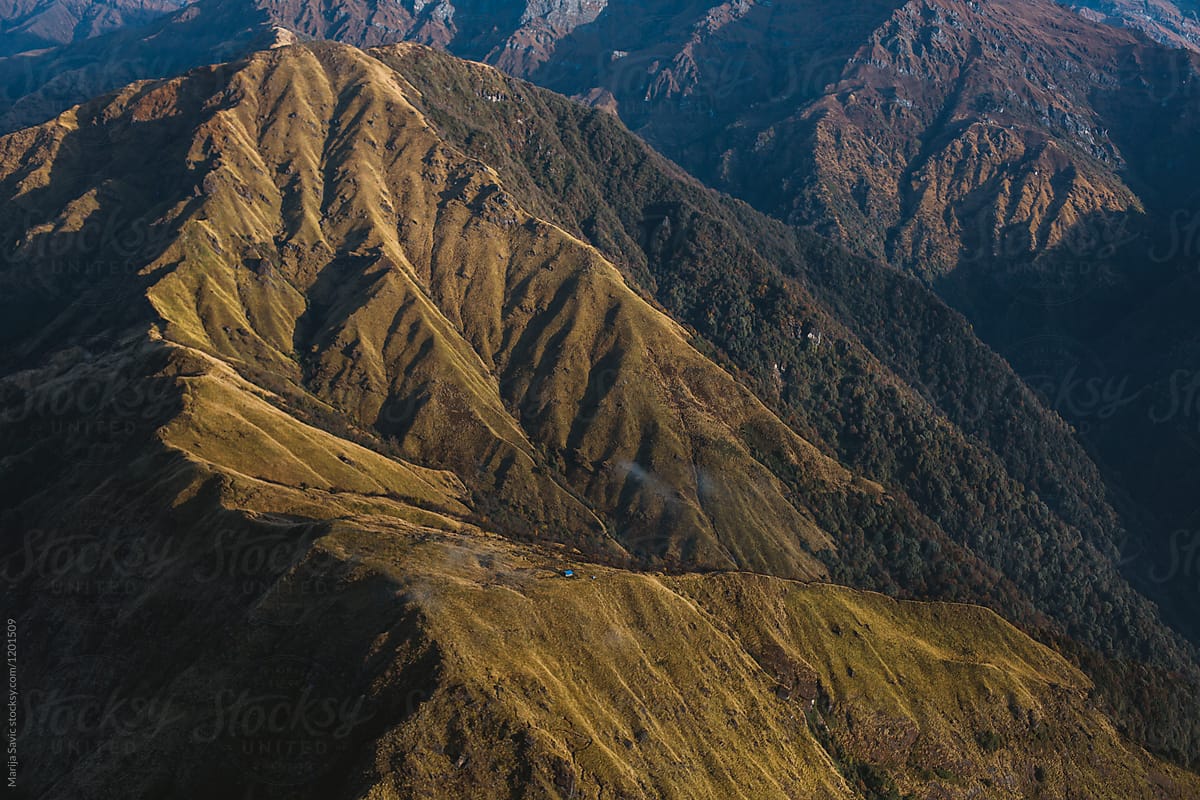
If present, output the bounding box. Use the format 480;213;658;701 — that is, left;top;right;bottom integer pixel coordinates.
2;2;1200;798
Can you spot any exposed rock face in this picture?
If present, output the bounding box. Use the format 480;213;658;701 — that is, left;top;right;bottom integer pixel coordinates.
489;0;609;74
9;42;1196;799
1072;0;1200;51
507;0;1199;283
6;35;1200;771
4;0;1200;785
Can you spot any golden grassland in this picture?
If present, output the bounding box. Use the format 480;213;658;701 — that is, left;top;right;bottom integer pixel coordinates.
305;519;1200;799
2;40;1199;797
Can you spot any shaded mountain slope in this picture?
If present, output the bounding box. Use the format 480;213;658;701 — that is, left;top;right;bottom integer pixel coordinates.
3;40;1195;799
1;343;1194;798
3;39;1200;766
0;42;871;580
0;0;184;57
524;0;1200;284
717;0;1200;279
0;0;303;134
1072;0;1200;50
10;450;1197;798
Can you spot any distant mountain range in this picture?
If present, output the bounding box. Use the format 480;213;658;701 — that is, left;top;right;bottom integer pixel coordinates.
6;0;1200;794
507;0;1200;666
4;40;1199;796
0;0;186;56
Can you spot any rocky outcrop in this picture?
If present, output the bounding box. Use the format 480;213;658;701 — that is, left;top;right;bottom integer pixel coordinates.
1072;0;1200;51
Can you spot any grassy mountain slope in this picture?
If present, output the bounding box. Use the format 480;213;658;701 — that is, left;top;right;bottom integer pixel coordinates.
2;41;882;581
2;40;1194;798
377;40;1200;741
314;528;1199;800
4;395;1196;797
3;38;1200;768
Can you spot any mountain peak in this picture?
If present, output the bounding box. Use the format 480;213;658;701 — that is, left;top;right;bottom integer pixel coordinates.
6;4;1200;794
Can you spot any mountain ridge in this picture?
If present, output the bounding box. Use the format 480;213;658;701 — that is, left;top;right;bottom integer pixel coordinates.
2;331;1194;797
5;38;1200;773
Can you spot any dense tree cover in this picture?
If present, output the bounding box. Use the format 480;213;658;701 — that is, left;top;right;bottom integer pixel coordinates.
377;46;1200;767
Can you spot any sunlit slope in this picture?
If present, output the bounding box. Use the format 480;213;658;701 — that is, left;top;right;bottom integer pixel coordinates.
2;41;1192;676
0;41;1197;798
268;522;1200;800
7;451;1194;800
0;334;473;526
6;324;1188;798
0;42;869;577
